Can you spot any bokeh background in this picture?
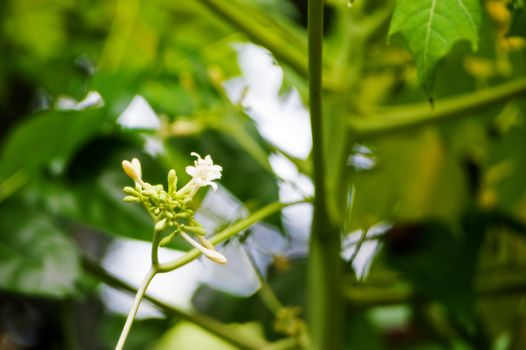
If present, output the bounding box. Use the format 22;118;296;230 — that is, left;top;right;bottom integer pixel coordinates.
1;0;526;349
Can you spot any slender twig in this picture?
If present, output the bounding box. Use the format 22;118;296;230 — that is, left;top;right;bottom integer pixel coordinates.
351;77;526;138
348;228;369;265
343;278;526;308
196;0;308;77
115;267;156;350
83;258;271;350
243;246;283;315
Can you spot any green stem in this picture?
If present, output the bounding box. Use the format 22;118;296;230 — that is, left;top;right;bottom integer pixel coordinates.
83;258;274;350
244;246;283;315
197;0;308;77
343;276;526;308
151;229;161;267
158;199;309;272
307;1;343;349
351;77;526;138
348;228;368;265
115;267;156;350
99;0;141;70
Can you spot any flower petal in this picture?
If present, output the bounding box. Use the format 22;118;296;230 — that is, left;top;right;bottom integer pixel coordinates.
208;182;218;191
186;166;196;177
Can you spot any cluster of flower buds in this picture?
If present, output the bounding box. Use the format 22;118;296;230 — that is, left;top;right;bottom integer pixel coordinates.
121;153;226;264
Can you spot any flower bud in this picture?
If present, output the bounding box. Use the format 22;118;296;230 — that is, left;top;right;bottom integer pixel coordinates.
160;231;176;247
202;249;227;264
124;196;140;202
155;218;167;231
122;160;141;183
180;231;227;264
168;169;177;194
123;186;139;195
141;189;157;198
185;225;207;236
198;236;215;250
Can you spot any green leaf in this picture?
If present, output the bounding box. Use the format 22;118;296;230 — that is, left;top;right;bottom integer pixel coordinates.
389;0;482;95
0;109;106;180
0;202;80;297
154;321;263;350
350;128;469;230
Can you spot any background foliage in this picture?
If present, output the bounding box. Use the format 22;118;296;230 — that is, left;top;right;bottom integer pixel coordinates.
0;0;526;349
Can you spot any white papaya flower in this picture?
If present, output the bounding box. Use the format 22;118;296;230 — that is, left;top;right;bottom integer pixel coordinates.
185;152;223;191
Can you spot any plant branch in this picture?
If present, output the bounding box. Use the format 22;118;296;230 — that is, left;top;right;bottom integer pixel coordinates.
348;228;369;265
196;0;308;78
83;258;271;350
115;267;156;350
350;77;526;138
158;199;310;272
343;278;526;308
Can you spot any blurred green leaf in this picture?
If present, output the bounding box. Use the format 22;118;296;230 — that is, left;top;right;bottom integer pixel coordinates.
154;321;263;350
0;109;107;180
0;201;80;297
345;312;386;350
350;128;469;230
389;0;482;95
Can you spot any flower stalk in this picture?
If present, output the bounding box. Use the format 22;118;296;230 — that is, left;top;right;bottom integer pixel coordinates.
114;153;226;350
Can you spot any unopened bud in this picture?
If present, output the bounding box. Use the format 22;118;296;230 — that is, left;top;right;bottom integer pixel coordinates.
124;196;140;202
198;236;215;250
122;160;141;183
160;231;176;247
123;186;139;195
155;218;167;231
203;248;227;264
186;225;207;236
168;169;177;194
180;231;227;265
141;189;157;198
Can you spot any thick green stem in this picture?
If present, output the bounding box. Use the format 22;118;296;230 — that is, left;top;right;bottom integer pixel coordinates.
307;1;343;349
115;267;156;350
197;0;308;77
351;77;526;138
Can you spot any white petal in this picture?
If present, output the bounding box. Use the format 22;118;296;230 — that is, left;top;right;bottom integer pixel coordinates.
131;158;142;178
208;182;218;191
203;155;213;165
186;166;196;177
190;152;202;160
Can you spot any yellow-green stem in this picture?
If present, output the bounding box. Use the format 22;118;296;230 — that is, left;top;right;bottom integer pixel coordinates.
115;267;156;350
